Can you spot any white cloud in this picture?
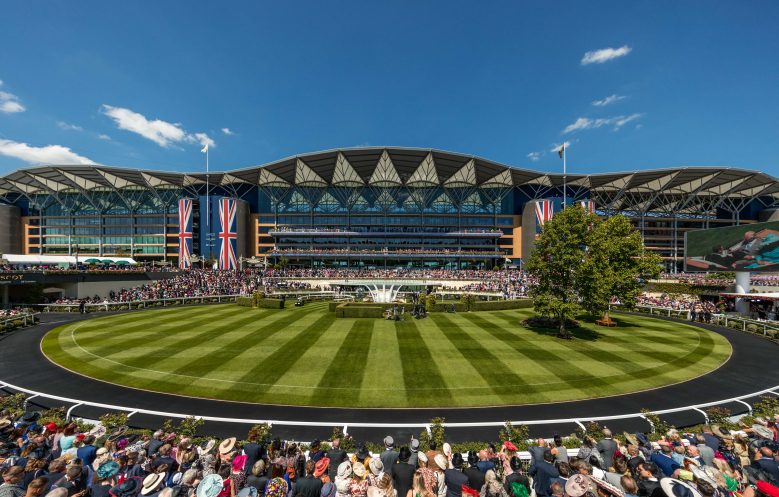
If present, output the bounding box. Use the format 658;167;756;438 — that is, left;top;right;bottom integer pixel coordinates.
0;139;94;165
57;121;83;131
221;127;234;135
190;132;215;148
550;141;571;153
581;45;632;65
592;94;626;107
100;104;215;149
0;80;25;114
98;134;112;141
526;152;542;162
562;113;643;134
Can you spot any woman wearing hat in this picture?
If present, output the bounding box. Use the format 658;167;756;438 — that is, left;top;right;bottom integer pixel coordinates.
91;461;120;497
314;458;331;485
264;478;288;497
349;463;369;497
480;470;509;497
366;473;394;497
411;471;435;497
502;457;529;497
334;461;352;497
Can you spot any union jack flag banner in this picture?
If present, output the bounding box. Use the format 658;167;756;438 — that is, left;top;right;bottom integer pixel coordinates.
535;199;554;228
177;198;193;270
580;200;595;213
218;197;238;270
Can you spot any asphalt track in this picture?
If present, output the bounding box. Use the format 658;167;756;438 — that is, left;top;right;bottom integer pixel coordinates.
1;309;778;442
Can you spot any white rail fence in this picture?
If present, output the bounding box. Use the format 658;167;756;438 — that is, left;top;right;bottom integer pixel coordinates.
633;305;779;337
1;378;776;435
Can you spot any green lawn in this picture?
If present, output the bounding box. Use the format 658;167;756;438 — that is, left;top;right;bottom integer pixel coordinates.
41;303;732;408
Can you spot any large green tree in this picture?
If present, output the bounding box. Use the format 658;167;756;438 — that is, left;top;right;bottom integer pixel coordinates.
525;204;591;338
579;214;662;319
526;206;661;338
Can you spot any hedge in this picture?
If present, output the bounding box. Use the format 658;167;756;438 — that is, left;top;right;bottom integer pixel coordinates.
258;298;285;309
329;302;414;312
236;297;253;307
335;304;384;318
471;299;533;311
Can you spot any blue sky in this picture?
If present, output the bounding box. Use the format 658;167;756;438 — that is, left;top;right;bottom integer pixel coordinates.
1;1;777;177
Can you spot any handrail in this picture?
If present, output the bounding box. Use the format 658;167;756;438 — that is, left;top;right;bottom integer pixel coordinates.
631;305;779;336
1;377;776;431
0;313;39;329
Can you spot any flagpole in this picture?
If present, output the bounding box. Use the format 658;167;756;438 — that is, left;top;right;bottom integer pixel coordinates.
206;147;209;228
562;145;567;209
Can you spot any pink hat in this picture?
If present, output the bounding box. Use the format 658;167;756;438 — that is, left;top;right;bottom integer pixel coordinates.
232;455;247;473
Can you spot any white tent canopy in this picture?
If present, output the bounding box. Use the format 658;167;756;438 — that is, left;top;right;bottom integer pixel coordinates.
1;254;137;265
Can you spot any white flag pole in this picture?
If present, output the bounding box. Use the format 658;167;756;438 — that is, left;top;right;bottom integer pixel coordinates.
562;145;567;209
206;147;209;228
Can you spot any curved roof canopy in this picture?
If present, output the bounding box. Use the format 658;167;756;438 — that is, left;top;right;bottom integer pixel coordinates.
0;147;777;215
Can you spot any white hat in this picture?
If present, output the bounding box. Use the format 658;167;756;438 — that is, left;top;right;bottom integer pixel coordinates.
141;473;166;496
368;457;383;476
434;454;448;471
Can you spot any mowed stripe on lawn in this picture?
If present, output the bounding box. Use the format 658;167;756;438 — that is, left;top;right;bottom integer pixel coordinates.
42;305;731;407
307;320;375;406
395;319;453;406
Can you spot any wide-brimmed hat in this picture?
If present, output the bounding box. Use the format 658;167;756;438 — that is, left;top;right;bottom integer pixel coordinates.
0;418;12;429
352;462;367;479
337;461;352;478
108;426;129;442
623;432;639;447
659;478;703;497
197;474;224;497
20;411;40;423
433;454;448;471
752;424;774;440
110;478;141;497
417;452;428;465
368;457;383;475
198;439;216;456
314;457;330;478
503;440;518;452
710;425;729;439
565;474;591;497
689;466;716;486
141;473;166;496
97;461;120;480
232;455;247;473
89;425;108;439
590;477;624;497
219;437;237;455
757;482;779;497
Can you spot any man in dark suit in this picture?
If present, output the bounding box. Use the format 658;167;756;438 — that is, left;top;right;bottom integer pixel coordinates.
463;452;485;491
444;453;469;497
754;446;779;484
596;429;618;470
380;436;399;478
147;430;165;457
326;438;347;481
393;447;416;497
292;461;323;497
529;450;559;497
243;430;265;473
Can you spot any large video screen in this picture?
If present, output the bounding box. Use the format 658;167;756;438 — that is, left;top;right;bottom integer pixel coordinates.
685;220;779;272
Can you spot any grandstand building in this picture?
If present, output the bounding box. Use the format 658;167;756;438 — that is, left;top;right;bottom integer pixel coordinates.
0;147;777;271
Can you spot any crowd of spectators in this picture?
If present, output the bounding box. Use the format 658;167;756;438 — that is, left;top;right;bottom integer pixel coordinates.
1;411;778;497
270;249;504;257
271;227;502;234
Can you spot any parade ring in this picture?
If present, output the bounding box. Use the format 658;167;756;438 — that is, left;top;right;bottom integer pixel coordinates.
1;306;777;441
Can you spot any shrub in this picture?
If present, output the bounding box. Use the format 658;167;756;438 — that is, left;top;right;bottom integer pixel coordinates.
99;412;129;430
641;409;675;440
335;304;383;318
425;294;437;312
746;324;758;333
705;407;737;430
753;395;779;420
253;291;265;307
419;417;446;452
251;423;273;444
0;393;26;416
236;297;254;307
460;293;476;312
177;416;205;437
331;426;356;452
499;421;530;451
258;298;285;309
